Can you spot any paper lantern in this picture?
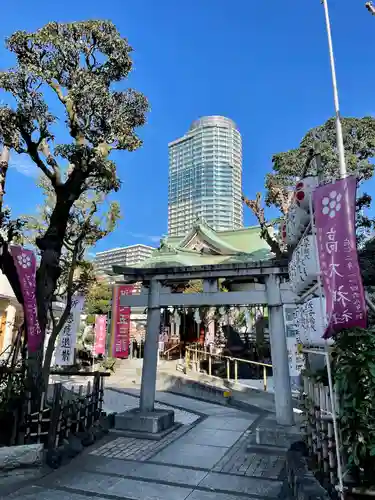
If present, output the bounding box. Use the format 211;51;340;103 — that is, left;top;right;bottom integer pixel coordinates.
285;176;319;246
294;297;332;347
295;176;319;212
279;220;287;243
289;235;319;295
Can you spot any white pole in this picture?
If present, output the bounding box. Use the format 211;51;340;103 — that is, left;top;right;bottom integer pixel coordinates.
321;0;347;179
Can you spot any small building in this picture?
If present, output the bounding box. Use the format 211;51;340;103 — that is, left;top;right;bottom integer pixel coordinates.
120;219;275;361
0;271;23;357
95;244;156;277
136;218;273;268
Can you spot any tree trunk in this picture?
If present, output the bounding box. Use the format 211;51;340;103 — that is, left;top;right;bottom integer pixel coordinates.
42;329;57;389
27;194;74;398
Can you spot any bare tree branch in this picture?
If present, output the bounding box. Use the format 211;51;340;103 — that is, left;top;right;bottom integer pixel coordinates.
48;302;57;331
39;140;62;185
0;147;10;215
266;177;294;215
19;128;56;183
242;192;283;258
48;80;66;104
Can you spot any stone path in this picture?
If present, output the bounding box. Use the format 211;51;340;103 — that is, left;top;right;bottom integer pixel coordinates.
6;389;289;500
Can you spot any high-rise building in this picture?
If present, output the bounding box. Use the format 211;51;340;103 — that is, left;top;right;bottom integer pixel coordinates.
94;244;155;275
168;116;243;236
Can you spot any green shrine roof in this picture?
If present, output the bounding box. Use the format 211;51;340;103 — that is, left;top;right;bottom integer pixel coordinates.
130;218;273;269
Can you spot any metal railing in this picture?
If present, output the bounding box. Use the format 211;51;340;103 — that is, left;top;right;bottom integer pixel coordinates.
160;343;183;360
185;346;272;392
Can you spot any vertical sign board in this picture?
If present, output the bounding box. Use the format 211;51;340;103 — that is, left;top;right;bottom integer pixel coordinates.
313;176;367;337
283;304;305;391
110;284;134;358
55;296;85;366
94;314;107;356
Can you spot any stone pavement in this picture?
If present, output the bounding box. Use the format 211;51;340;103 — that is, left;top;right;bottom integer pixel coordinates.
5;389;290;500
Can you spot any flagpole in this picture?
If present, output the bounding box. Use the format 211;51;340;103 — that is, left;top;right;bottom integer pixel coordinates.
319;4;346;499
321;0;347;179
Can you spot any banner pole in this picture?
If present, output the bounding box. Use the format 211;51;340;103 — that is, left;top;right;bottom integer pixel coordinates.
321;0;347;179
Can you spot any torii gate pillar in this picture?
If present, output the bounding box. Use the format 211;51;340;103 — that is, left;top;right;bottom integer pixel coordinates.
265;274;294;426
139;279;161;412
115;279;175;436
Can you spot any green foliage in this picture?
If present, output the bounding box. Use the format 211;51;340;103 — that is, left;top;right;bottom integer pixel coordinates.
268;117;375;209
244;117;375;253
99;357;116;373
85;280;112;316
19;174;120;384
0;20;149;384
269;117;375;240
22;176;120;300
234;311;246;329
359;237;375;287
333;327;375;484
183;280;203;294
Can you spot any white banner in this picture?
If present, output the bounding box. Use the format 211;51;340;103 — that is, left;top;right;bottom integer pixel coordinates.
283;304;305;384
55;295;85;366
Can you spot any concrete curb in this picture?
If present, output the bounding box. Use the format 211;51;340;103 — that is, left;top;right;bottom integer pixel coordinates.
163;375;232;404
285;443;330;500
255;426;301;449
157;370;273;408
0;444;44;471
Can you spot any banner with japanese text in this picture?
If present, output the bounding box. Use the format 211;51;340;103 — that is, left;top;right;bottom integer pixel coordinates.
110;284;133;358
10;246;41;353
313;176;367;337
94;314;107;356
55;295;85;365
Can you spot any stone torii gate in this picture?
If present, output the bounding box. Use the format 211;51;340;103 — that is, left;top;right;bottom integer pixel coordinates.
112;259;297;435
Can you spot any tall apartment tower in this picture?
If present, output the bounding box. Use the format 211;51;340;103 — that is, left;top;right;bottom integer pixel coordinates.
168;116;243;236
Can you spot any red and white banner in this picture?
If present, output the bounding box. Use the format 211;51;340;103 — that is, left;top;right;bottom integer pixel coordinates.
94;314;107;355
313;176;367;337
110;284;134;358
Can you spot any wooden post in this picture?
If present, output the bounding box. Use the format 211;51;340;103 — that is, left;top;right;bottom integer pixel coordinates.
99;375;104;413
36;393;45;444
77;385;83;433
234;360;238;383
226;358;230;381
93;372;100;418
320;385;329;478
84;381;91;429
47;383;62;450
263;366;267;391
314;383;322;469
326;385;336;485
208;354;212;376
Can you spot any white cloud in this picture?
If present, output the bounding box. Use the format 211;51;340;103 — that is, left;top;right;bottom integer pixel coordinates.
127;232;161;244
9;154;38;178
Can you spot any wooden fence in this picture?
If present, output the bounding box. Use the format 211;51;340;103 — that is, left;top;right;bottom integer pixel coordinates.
301;375;338;492
5;371;110;449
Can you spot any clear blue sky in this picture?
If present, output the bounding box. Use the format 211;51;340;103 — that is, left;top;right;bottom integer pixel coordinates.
0;0;374;252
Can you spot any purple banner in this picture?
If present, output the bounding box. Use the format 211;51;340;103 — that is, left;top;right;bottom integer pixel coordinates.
94;315;107;355
313;176;367;337
10;246;41;352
